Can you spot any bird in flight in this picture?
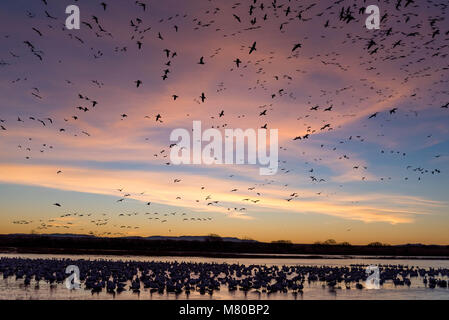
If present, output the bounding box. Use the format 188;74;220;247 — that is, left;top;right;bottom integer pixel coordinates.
249;42;257;54
292;43;302;52
390;108;398;114
234;58;241;68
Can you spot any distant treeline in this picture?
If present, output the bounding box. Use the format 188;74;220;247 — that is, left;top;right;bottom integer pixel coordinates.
0;234;449;258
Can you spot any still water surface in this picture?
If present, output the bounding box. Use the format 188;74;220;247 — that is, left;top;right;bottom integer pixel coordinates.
1;253;448;300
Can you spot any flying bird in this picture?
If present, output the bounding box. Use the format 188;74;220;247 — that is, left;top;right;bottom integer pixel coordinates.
249;42;257;54
390;108;398;114
234;58;241;68
292;43;302;52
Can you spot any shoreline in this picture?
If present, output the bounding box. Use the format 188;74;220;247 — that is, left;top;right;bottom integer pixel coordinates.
1;234;449;260
1;247;449;260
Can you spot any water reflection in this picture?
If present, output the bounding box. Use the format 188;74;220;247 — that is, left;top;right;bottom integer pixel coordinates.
1;253;448;300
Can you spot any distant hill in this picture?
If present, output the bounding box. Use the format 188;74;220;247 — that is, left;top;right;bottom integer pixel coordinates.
1;234;448;258
142;235;257;243
7;233;258;243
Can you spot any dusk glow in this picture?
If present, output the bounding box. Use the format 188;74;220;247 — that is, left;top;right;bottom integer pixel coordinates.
1;0;448;245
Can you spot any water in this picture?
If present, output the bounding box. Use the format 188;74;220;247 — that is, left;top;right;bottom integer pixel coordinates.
1;253;448;300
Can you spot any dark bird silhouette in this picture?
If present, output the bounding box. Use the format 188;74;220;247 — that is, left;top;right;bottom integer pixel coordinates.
82;22;93;29
390;108;398;114
292;43;302;52
32;27;42;36
24;41;34;50
393;40;402;48
249;42;257;54
136;1;146;11
367;39;376;50
44;11;57;19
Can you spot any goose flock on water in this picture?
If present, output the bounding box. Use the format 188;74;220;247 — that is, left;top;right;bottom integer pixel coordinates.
1;257;448;296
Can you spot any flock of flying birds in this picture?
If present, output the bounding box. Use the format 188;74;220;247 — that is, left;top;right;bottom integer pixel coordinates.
2;0;449;237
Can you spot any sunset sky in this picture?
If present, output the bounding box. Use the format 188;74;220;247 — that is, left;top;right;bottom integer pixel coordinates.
0;0;448;245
